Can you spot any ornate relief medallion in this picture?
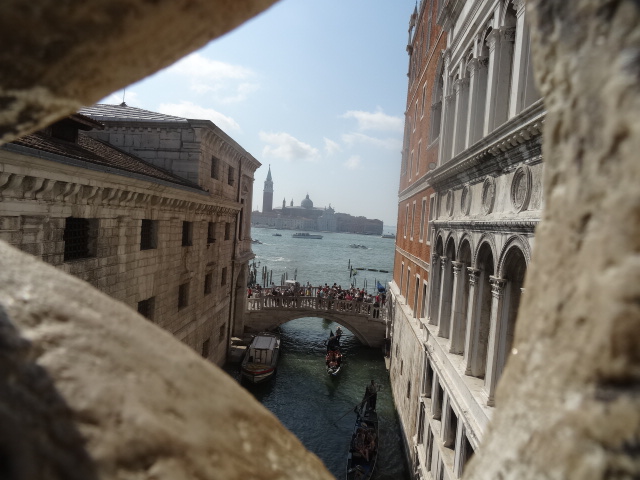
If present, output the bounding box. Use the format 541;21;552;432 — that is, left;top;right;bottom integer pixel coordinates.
460;184;471;216
510;165;532;212
481;177;496;215
445;190;454;217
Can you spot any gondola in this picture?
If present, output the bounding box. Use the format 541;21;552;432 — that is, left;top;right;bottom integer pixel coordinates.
346;403;379;480
240;332;280;384
325;329;343;376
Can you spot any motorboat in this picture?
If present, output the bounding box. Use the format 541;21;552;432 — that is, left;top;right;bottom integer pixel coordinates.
292;232;323;239
240;333;280;384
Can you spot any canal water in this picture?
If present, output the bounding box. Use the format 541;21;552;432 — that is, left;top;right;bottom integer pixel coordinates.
224;228;410;480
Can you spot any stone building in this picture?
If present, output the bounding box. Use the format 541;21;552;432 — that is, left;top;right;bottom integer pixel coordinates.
0;105;260;366
388;1;543;478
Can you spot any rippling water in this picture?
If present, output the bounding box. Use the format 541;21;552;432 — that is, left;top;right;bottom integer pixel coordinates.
224;228;409;480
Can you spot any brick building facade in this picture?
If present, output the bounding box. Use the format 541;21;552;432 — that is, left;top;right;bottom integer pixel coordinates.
388;1;543;479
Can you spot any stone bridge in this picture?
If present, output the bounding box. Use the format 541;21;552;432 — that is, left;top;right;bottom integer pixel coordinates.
243;295;388;348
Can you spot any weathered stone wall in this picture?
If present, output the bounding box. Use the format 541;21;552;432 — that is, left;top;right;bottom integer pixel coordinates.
463;1;640;478
0;0;279;144
0;241;332;480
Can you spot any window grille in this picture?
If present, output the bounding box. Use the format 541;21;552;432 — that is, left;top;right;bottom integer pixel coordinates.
140;219;157;250
178;282;189;309
221;267;227;286
219;324;226;342
137;297;155;320
224;222;231;241
63;217;97;261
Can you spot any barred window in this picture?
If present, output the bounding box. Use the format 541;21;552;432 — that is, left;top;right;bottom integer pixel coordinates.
178;282;189;310
63;217;98;261
140;219;158;250
207;222;216;244
204;272;213;295
137;297;155;320
219;324;226;342
182;221;193;247
211;156;220;179
221;267;227;286
224;222;231;241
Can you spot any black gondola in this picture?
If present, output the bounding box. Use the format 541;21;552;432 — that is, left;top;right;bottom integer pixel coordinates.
346;403;378;480
325;329;343;375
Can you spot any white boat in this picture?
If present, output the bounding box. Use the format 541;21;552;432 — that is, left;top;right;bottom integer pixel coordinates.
292;232;323;239
240;333;281;384
381;233;395;239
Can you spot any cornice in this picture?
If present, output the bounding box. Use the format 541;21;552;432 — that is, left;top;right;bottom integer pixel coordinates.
433;219;538;234
395;245;431;273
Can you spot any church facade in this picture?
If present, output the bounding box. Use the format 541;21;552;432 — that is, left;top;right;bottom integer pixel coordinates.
388;1;544;479
251;168;383;235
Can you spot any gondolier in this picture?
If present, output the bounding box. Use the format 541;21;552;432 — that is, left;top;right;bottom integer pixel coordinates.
363;380;381;412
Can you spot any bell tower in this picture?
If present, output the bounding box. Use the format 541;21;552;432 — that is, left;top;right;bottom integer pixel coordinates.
262;165;273;213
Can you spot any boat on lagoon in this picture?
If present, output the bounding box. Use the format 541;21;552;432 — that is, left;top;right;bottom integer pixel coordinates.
381;233;395;239
292;232;323;239
240;333;281;384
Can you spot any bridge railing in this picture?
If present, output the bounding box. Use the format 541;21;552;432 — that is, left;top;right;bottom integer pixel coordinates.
246;294;386;322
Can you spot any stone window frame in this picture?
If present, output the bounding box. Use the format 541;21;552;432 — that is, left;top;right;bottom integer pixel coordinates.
137;296;155;321
427;193;436;245
204;271;213;295
210;155;220;180
410;201;417;241
63;217;99;262
227;164;235;186
181;221;193;247
419;196;428;243
178;282;190;310
140;219;158;250
224;222;231;241
201;338;210;358
207;221;216;244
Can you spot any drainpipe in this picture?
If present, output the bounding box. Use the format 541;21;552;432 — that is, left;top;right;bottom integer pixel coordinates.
227;157;243;357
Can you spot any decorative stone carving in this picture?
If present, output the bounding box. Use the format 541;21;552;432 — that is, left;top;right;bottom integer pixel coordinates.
481;177;496;214
467;268;481;286
510;165;532;212
460;184;471;215
445;190;454;217
489;276;507;297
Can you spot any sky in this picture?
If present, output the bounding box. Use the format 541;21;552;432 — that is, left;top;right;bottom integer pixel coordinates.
101;1;417;228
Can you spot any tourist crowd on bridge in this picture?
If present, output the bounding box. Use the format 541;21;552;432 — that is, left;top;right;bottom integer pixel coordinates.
248;282;386;306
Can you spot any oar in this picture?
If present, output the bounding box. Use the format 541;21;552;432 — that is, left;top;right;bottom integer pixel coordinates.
331;392;375;426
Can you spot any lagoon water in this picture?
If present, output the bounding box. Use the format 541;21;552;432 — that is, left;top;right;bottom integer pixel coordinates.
224;227;409;479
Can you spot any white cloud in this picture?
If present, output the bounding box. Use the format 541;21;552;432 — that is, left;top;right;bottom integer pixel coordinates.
157;101;240;132
324;137;341;156
341;132;402;150
166;53;259;103
344;155;362;170
341;107;403;132
259;132;320;162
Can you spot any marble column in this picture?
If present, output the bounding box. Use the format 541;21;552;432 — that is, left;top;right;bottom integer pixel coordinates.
448;261;467;354
465;56;488;147
463;268;481;375
484;276;507;406
427;253;441;326
437;256;453;338
452;77;470;157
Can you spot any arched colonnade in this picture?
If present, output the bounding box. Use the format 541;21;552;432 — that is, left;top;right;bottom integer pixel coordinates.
426;230;531;405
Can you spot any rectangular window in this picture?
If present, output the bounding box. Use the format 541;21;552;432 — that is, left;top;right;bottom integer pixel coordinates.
211;156;219;179
224;222;231;241
407;380;412;399
414;275;420;317
422;353;433;397
221;267;227;286
416;142;421;175
404;205;409;238
178;282;189;310
417;402;426;445
137;296;155;321
408;151;414;179
207;222;216;244
444;405;458;449
204;272;213;295
400;262;405;293
421;281;429;319
421;84;427;117
63;217;98;261
182;221;193;247
410;201;416;240
406;268;411;298
140;219;158;250
202;338;210;358
427;194;435;245
419;198;427;242
228;165;235;186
